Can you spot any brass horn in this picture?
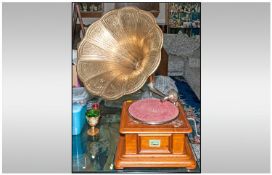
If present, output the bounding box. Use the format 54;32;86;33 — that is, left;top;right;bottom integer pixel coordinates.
77;7;163;100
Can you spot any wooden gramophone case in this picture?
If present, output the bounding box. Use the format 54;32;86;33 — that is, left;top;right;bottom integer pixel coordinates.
114;101;196;169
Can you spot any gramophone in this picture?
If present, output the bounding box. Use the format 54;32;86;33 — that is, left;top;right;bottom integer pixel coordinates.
77;7;196;169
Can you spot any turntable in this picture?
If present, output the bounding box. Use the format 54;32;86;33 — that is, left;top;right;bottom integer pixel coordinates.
76;7;196;170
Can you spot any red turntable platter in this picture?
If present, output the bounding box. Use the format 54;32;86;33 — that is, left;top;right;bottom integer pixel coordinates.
128;98;179;124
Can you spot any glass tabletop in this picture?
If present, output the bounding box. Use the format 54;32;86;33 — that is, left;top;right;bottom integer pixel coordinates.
72;102;200;173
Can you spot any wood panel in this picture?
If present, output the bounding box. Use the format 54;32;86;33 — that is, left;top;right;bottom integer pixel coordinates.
125;134;137;154
115;135;196;169
172;134;185;154
156;47;168;76
80;12;103;18
138;134;171;154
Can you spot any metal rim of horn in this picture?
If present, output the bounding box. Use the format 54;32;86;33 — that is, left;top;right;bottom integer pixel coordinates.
77;6;163;100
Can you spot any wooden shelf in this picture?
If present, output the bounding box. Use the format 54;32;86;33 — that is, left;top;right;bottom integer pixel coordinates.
77;2;104;18
150;11;160;17
115;3;160;17
80;11;103;18
168;26;200;29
